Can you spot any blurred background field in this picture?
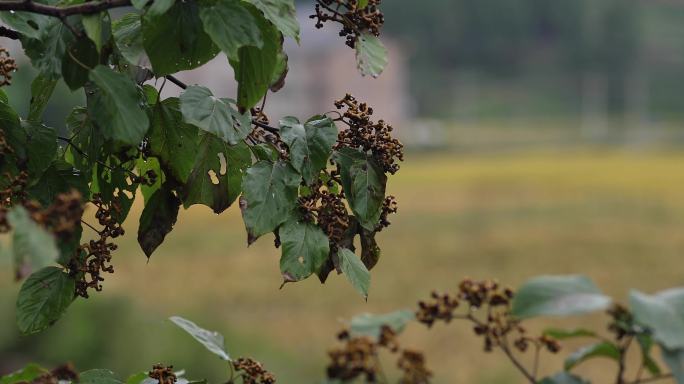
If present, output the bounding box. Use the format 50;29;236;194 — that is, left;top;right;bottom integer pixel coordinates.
4;0;684;382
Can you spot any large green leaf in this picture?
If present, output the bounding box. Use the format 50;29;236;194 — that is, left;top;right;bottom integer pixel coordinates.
630;290;684;350
80;370;122;384
22;19;74;79
179;86;251;145
240;160;301;242
279;116;338;185
112;13;146;65
23;121;57;178
338;248;370;299
82;12;111;53
359;226;380;270
350;310;415;339
199;0;263;60
27;74;57;122
88;65;150;145
279;217;330;282
355;33;388;78
511;275;612;319
183;133;251;214
62;35;99;90
245;0;299;42
149;97;200;183
662;348;684;384
16;266;75;335
564;342;621;371
7;207;59;280
229;5;282;109
0;364;48;384
27;160;90;206
169;316;231;361
138;184;180;258
142;1;219;76
0;11;52;40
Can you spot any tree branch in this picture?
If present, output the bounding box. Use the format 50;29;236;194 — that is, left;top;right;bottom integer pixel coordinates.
0;0;132;17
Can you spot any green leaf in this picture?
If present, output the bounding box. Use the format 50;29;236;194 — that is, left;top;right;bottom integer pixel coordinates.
113;13;146;65
27;73;57;122
179;86;251;145
149;97;200;183
124;373;149;384
279;217;330;282
80;370;122;384
183;133;251;214
333;148;386;230
136;157;163;203
229;5;282;109
338;248;370;299
169;316;231;361
82;12;111;53
199;0;263;60
542;328;597;340
62;35;99;90
538;372;590;384
279;116;338;185
16;266;75;335
8;206;59;280
357;0;369;9
0;88;7;104
138;184;180;258
636;333;662;376
146;0;175;17
0;11;52;40
630;290;684;350
355;33;387;78
564;342;621;371
245;0;299;42
27;160;90;206
662;348;684;384
142;0;219;76
350;310;415;339
511;275;612;319
88;65;150;145
0;364;48;384
22;20;74;79
24;121;57;179
240;160;301;242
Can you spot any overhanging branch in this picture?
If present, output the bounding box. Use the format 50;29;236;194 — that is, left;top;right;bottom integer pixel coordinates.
0;0;132;17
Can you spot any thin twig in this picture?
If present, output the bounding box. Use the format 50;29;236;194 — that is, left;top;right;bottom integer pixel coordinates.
500;337;537;383
164;74;187;90
0;0;132;17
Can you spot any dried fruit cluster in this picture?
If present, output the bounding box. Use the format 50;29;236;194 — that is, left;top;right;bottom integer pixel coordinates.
335;94;404;174
25;190;84;241
311;0;385;48
326;326;432;384
0;47;17;86
70;194;124;298
232;357;276;384
416;279;560;354
148;364;176;384
296;176;350;247
0;171;28;233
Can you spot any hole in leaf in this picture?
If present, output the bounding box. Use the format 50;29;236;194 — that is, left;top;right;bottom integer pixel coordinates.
217;153;227;176
208;170;220;185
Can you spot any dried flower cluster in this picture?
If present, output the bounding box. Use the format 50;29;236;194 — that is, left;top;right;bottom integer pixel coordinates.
296;176;351;247
607;304;635;341
334;94;404;174
416;279;560;354
148;364;176;384
311;0;384;48
69;194;124;298
233;357;276;384
377;195;397;231
0;171;28;233
0;47;17;86
25;190;84;240
327;326;432;384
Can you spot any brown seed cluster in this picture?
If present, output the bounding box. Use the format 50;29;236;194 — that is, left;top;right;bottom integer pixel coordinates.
327;326;431;384
398;350;431;384
25;189;84;240
148;364;176;384
334;94;403;175
0;47;17;86
416;278;560;355
130;169;158;186
311;0;384;48
233;357;276;384
70;194;124;298
296;176;350;248
377;195;397;231
607;304;634;341
0;171;28;233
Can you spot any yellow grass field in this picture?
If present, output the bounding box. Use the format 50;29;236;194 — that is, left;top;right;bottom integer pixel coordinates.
3;149;684;383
